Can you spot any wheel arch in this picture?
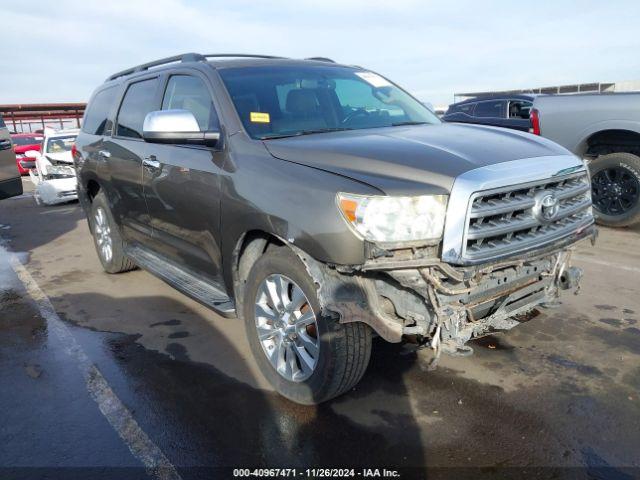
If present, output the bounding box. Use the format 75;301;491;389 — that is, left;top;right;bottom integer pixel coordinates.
577;126;640;158
230;229;287;315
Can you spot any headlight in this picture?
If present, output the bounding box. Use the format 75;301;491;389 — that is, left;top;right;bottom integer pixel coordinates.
337;193;448;243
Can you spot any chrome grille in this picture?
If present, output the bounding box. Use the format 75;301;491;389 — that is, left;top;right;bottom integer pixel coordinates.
463;172;593;261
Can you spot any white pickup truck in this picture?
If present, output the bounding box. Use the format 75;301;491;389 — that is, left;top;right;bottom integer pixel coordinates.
532;93;640;227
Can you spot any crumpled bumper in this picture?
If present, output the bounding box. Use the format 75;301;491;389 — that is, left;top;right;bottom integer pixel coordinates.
294;224;596;356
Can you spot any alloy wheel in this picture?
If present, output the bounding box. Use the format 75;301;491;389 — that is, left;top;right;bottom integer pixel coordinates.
254;274;319;382
591;166;640;215
94;207;113;264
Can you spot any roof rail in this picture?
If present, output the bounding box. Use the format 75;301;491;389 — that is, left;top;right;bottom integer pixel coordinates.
106;52;206;81
306;57;335;63
202;53;287;60
106;53;331;82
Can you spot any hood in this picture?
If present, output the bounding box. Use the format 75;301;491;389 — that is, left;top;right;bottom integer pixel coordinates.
44;151;73;164
263;123;571;195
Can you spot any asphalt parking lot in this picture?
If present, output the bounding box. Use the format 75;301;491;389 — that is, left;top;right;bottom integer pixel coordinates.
1;179;639;479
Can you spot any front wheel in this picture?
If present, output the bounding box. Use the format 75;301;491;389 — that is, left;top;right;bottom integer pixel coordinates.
590;152;640;227
243;247;372;405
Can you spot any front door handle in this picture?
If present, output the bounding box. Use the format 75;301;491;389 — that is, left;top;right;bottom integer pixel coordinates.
143;155;160;170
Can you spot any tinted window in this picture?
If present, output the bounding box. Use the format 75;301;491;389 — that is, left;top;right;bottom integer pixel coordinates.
0;116;5;128
458;103;474;114
219;65;439;140
474;101;504;118
83;86;118;135
161;75;216;131
117;78;159;138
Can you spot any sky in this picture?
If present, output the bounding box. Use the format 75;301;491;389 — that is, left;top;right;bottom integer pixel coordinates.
2;0;640;107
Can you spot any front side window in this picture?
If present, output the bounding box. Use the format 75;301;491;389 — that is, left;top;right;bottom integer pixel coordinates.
0;116;5;129
458;103;474;114
46;135;76;153
219;65;440;139
83;86;118;135
161;75;217;131
474;101;504;118
116;78;159;139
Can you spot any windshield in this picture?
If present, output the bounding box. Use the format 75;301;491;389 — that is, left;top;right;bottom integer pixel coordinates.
12;135;43;146
46;135;76;153
219;65;440;139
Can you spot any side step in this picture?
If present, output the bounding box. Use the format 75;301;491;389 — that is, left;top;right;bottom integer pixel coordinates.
125;244;236;318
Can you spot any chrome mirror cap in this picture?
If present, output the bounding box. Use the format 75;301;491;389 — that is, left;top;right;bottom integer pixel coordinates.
142;110;220;146
143;109;200;134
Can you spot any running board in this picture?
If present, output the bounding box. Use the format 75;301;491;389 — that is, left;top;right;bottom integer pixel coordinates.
125;244;236;318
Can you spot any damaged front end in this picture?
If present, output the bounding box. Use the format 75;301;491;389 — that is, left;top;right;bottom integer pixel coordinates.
294;158;597;367
30;161;78;206
296;228;594;366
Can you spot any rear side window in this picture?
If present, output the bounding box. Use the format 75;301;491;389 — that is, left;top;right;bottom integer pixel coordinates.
161;75;217;131
474;101;504;118
117;78;159;139
508;100;533;119
82;86;118;135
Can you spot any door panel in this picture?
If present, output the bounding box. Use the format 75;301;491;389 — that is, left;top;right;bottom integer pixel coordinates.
102;138;150;242
142;144;224;282
0;126;22;200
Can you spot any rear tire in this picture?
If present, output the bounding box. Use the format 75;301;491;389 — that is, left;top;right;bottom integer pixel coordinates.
243;247;372;405
90;191;136;273
590;152;640;227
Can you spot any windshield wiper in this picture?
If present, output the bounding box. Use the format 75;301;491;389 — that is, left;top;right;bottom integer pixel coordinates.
261;127;353;140
391;121;430;126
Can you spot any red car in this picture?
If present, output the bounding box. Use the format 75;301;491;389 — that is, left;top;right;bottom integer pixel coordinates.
11;133;44;175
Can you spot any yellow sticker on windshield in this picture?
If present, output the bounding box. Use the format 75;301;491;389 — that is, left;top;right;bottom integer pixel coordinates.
250;112;270;123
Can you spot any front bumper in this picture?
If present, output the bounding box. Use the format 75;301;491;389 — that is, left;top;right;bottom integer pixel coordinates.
297;224;596;352
34;177;78;205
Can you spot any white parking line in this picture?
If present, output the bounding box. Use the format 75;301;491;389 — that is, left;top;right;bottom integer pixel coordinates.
573;254;640;273
4;246;182;480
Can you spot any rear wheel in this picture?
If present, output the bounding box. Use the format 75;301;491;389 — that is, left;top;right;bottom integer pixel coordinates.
243;247;372;404
90;191;136;273
590;152;640;227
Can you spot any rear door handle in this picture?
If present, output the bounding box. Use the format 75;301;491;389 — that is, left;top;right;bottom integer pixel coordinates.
98;150;111;158
143;155;160;170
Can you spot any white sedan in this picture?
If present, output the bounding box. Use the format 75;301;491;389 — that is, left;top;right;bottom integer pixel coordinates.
25;129;79;205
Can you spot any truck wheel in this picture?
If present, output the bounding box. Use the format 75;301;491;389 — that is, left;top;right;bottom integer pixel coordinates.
90;191;136;273
243;246;372;405
590;152;640;227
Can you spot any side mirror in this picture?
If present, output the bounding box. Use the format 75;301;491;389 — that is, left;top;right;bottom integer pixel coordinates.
24;150;40;159
142;110;220;146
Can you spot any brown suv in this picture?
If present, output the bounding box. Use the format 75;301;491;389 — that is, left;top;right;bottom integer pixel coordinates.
75;53;595;404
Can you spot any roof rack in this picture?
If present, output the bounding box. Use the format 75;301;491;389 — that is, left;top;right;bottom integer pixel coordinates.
106;52;288;81
306;57;336;63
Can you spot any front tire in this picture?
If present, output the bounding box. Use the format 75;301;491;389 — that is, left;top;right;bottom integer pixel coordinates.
243;247;372;404
90;191;136;273
590;152;640;227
